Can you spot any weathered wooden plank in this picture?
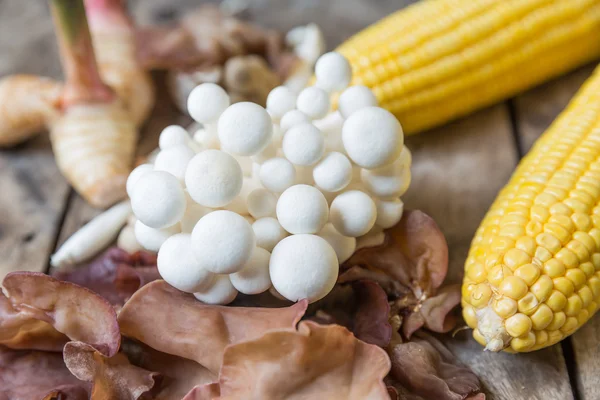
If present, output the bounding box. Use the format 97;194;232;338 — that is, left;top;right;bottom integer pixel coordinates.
512;64;598;400
0;2;70;280
403;104;574;400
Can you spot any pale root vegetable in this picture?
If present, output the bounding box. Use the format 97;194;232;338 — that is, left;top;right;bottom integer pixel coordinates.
191;210;256;274
375;198;404;229
312;151;352;192
50;200;132;268
252;217;288;252
330;190;377;237
229;247;272;295
157;233;215;293
185;150;243;208
266;86;297;120
259;157;296;192
218;102;273;156
126;164;153;197
0;75;62;147
247;188;277;219
187;83;230;124
317;223;356;264
276;184;329;234
130;171;186;229
194;274;238;305
342;106;403;169
338;85;378;119
279;109;309;133
296;86;330;120
270;234;338;302
159;125;190;150
134;220;180;252
153;145;195;182
315;52;352;93
282;123;324;166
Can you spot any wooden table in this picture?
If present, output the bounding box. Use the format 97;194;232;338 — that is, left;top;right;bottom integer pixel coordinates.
0;1;598;399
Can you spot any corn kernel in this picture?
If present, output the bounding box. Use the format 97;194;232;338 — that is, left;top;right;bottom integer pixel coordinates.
499;276;528;300
589;276;600;297
547;330;564;345
552;277;575;297
484;252;503;271
565;295;583;317
550;202;573;216
530;304;553;330
543;259;566;278
534;246;553;263
530;205;550;222
492;297;518;318
462;283;476;301
491;237;515;253
546;311;566;330
577;309;590;325
566;268;587;290
567;239;591;262
587;301;598;314
471;283;492;308
513;263;540;286
548;214;575;233
589;228;600;249
487;264;512;287
467;263;487;283
560;317;579;334
473;329;486;347
571;213;592;231
564;198;590;214
534;330;549;347
504;249;531;270
580;261;595;278
556;248;579;269
531;275;553;302
527;221;544;236
546;290;567;312
537;233;562;255
518;292;539;315
510;332;536;352
462;304;478;328
578;286;593;307
535;192;558;208
573;231;596;253
499;225;526;240
592;253;600;270
505;313;532;337
544;223;571;245
516;236;537;256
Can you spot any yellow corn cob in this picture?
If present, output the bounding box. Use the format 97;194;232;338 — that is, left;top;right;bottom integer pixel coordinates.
336;0;600;135
462;65;600;352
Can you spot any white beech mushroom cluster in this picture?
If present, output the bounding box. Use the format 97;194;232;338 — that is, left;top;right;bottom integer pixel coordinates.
127;52;412;305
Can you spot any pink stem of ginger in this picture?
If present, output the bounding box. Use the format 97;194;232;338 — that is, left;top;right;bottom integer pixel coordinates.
84;0;132;32
50;0;114;107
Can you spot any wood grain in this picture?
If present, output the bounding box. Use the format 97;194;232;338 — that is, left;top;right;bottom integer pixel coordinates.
513;64;598;400
403;104;574;400
0;2;68;279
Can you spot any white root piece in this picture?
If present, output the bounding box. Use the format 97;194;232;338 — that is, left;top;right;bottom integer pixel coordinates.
51;200;132;268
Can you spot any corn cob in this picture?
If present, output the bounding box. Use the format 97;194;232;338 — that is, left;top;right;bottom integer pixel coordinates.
462;65;600;352
336;0;600;135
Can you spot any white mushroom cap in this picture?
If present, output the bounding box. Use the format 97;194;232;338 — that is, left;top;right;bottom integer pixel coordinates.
247;188;277;219
131;171;186;229
259;157;296;192
338;85;378;119
154;145;196;182
375;198;404;229
194;274;238;305
187;83;230;124
276;184;329;234
296;87;330;120
159;125;191;150
282;123;324;166
185;150;243;208
191;210;255;274
193;126;220;150
252;217;288;252
361;160;411;199
218;102;273;156
158;233;215;293
229;247;272;295
342;106;403;169
312;152;352;192
269;234;338;303
280;110;310;133
266;86;297;120
317;223;356;264
330;190;377;237
134;220;180;252
315;52;352;93
126;164;153;198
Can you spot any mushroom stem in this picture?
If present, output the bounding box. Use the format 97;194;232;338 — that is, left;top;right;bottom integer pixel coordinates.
50;0;114;107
